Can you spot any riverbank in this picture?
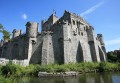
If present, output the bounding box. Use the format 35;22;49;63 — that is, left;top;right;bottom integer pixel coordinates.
1;72;120;83
0;62;120;77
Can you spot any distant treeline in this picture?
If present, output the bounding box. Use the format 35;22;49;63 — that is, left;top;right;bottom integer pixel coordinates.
107;50;120;62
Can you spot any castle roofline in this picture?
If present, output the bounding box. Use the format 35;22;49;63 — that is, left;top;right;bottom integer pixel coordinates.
26;21;38;26
64;10;91;26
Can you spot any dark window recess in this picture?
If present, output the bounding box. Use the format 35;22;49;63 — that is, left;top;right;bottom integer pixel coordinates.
58;38;63;42
86;26;88;30
84;27;86;30
73;20;75;25
81;32;83;36
32;40;36;44
69;38;71;42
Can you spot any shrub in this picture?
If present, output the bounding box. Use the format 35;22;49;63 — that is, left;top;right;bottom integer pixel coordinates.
98;62;106;72
54;65;69;72
1;64;17;76
0;76;13;83
0;62;120;77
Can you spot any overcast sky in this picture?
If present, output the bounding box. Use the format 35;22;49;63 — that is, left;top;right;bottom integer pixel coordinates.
0;0;120;51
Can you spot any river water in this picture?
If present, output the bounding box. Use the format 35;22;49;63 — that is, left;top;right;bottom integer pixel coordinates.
14;72;120;83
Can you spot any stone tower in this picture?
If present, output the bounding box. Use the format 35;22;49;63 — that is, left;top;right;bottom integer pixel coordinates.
25;22;39;61
12;29;22;38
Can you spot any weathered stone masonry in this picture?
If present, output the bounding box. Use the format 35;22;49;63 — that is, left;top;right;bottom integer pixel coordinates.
0;10;107;66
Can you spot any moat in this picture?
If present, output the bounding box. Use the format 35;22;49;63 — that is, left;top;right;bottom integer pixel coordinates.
12;72;120;83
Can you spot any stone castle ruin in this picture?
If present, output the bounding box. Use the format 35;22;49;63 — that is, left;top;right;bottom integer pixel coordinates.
0;10;107;66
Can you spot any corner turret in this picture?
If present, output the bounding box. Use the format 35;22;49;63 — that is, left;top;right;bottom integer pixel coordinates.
12;29;22;38
97;34;105;45
26;22;39;38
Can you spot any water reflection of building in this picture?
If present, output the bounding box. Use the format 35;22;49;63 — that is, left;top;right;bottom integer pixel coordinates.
27;73;113;83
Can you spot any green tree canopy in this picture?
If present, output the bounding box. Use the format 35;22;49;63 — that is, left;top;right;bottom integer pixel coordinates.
0;24;11;40
107;52;118;62
0;24;4;31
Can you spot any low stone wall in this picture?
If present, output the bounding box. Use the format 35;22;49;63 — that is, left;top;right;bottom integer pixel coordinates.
0;58;29;66
38;71;79;77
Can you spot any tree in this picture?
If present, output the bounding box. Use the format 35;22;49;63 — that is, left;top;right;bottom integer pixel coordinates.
0;24;4;31
2;30;11;40
107;52;118;62
0;24;11;40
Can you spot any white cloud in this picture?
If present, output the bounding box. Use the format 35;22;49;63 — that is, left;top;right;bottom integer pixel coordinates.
80;1;105;16
22;13;27;20
105;38;120;46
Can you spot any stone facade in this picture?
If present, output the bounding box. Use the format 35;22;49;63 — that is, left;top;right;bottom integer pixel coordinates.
0;10;107;66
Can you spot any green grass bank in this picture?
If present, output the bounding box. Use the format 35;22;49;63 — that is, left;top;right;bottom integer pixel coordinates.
0;62;120;77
